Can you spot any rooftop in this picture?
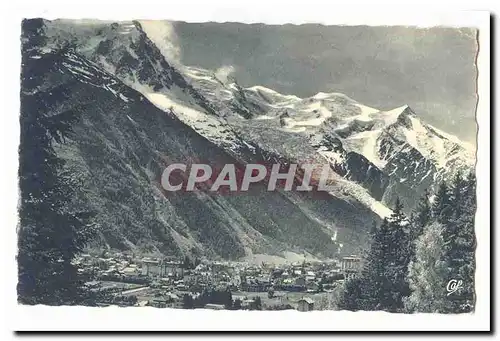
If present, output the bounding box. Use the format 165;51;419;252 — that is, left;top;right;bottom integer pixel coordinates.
299;297;315;304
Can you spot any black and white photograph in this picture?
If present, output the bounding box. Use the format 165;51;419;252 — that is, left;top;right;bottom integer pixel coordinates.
5;4;491;333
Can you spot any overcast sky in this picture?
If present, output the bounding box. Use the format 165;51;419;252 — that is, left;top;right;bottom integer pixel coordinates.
171;22;478;143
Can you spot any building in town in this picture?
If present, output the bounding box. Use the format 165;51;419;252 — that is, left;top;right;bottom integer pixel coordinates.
340;255;362;280
141;258;184;278
205;303;226;310
297;297;315;312
141;259;162;277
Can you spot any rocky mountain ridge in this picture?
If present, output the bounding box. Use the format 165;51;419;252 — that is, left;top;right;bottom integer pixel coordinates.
21;19;475;260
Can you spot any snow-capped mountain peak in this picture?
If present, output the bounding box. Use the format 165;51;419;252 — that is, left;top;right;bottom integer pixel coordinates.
24;19;476;261
179;66;474;204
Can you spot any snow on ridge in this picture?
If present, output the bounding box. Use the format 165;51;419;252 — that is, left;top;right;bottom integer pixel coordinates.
356;104;474;169
247;85;282;95
397;114;474;168
328;174;393;219
146;93;204;120
60;52;133;104
247;85;302;102
425;122;476;155
254;115;275;121
355;103;380;116
311;91;354;102
378;104;410;126
145;92;241;151
347;103;472;170
386;104;410;115
180;64;475;172
346;129;387;169
189;73;215;82
319;150;345;165
312;92;333;100
183;68;215;81
286;106;333;128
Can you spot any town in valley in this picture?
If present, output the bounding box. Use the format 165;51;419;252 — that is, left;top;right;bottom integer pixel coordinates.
76;252;361;311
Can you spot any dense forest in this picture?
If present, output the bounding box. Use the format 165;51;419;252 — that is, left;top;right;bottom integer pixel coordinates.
18;19;96;305
338;173;476;313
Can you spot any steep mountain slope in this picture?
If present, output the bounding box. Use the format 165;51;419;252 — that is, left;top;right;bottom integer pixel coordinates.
181;66;476;210
22;35;383;260
45;20;395;214
44;20;249;154
43;19;395;210
44;21;475;204
27;19;475;260
45;20;214;113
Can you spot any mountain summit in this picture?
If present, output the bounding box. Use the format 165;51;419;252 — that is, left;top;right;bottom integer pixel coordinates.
25;20;475;260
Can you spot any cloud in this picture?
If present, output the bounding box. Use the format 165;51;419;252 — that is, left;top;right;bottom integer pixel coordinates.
139;20;181;64
214;65;235;84
213;65;236;101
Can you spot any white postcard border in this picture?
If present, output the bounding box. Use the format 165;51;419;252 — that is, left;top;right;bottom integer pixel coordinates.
1;2;491;332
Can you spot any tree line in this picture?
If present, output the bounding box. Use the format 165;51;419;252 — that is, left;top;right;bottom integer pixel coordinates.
338;172;476;313
18;19;96;305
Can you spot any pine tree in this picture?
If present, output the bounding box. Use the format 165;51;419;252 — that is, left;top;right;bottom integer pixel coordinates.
182;294;195;309
404;222;454;313
449;172;476;312
361;218;390;310
337;277;364;311
451;172;465;219
233;298;242;310
224;290;233;309
383;197;411;312
405;173;476;314
253;296;262;310
17;19;95;305
338;198;411;313
407;190;432;263
432;182;453;227
414;189;431;238
338;218;388;311
338;176;476;313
